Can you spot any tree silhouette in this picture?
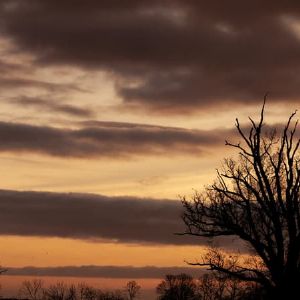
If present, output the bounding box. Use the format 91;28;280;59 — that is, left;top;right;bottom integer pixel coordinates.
156;272;261;300
124;281;141;300
156;273;198;300
181;99;300;299
44;282;68;300
77;283;98;300
197;272;261;300
19;279;44;300
25;281;128;300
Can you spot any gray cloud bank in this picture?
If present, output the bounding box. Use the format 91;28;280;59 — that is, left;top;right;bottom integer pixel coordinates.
0;189;197;245
1;1;300;113
0;121;231;158
6;265;203;279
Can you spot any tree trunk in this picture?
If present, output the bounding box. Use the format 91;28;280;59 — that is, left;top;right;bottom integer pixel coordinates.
268;276;300;300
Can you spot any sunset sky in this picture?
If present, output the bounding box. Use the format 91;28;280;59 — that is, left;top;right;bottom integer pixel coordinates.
0;1;300;298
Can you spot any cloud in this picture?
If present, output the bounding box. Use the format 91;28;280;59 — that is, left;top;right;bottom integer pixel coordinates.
0;59;28;73
0;115;288;161
0;120;231;158
1;1;300;113
0;76;84;93
0;189;196;245
12;97;94;118
0;189;244;249
6;265;203;279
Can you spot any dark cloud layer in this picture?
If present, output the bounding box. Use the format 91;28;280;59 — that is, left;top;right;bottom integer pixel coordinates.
0;76;82;93
0;121;231;158
0;189;196;245
1;1;300;112
6;265;203;279
13;97;94;118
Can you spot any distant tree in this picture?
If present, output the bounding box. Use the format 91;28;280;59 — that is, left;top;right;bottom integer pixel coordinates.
18;280;129;300
124;281;140;300
44;282;68;300
65;284;77;300
19;279;44;300
156;273;198;300
77;283;98;300
97;290;125;300
157;272;265;300
197;272;262;300
198;273;226;300
181;99;300;299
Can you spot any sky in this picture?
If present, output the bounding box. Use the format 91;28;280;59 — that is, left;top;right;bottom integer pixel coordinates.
0;0;300;298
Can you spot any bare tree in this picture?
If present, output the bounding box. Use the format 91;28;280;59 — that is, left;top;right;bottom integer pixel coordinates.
197;272;260;300
198;273;227;300
181;99;300;299
44;282;68;300
19;279;44;300
97;290;126;300
77;283;98;300
65;285;77;300
157;272;262;300
156;273;198;300
124;281;140;300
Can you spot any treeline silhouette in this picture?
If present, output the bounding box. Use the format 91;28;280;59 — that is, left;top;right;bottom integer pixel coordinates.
15;279;140;300
2;272;266;300
157;273;264;300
